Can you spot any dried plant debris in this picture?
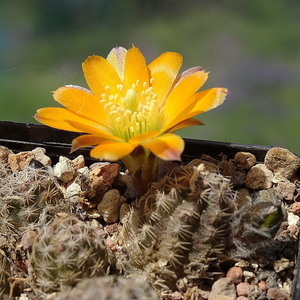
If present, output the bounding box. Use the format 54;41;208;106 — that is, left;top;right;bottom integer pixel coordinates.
0;145;299;300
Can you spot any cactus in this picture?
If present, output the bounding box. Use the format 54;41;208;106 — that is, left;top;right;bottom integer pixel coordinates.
30;216;109;292
116;162;285;297
116;163;237;296
0;163;66;235
55;276;159;300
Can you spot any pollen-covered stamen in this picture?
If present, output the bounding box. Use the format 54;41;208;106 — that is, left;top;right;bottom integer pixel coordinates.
101;79;159;141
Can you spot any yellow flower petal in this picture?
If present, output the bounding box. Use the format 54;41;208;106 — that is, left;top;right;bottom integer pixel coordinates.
82;55;121;97
123;46;149;92
162;87;227;132
90;140;136;161
142;133;184;161
172;66;205;88
53;86;111;128
163;70;208;128
34;107;105;132
148;51;183;105
106;46;127;81
129;130;161;144
66;120;124;142
166;118;204;133
187;87;228;117
71;135;107;153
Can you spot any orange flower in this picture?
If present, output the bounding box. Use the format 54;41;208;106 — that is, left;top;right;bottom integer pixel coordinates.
35;45;227;162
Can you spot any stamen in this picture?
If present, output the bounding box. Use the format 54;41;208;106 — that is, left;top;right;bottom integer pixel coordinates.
117;84;124;91
105;86;110;91
101;82;159;141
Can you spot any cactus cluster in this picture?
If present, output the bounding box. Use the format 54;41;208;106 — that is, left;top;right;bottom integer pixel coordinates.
0;150;292;299
116;161;286;298
116;162;237;296
29;216;109;293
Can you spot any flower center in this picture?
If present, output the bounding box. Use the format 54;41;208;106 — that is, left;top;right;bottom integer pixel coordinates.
100;79;159;141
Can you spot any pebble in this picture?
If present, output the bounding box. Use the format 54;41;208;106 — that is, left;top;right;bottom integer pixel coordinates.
88;163;121;199
97;189;126;223
258;280;267;292
234;152;256;169
65;181;82;202
226;266;243;284
287;211;299;226
31;147;51;166
290;202;300;215
266;288;290;300
243;271;255;282
171;291;182;300
72;154;85;170
0;145;13;162
236;297;249;300
208;278;236;300
8;151;35;172
209;296;235;300
236;282;250;297
274;180;295;202
53;156;75;183
245;164;273;189
117;173;138;200
265;147;300;179
273;258;293;273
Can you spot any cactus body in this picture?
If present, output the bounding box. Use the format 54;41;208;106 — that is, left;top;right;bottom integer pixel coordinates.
30;216;109;292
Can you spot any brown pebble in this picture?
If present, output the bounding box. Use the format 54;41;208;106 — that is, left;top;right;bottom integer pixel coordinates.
8;151;35;172
0;145;13;163
267;287;290;300
265;147;300;179
171;291;183;300
258;280;267;292
287;224;298;235
236;282;250;297
291;202;300;215
32;147;51;166
88;163;121;198
245;164;273;189
72;155;85;171
209;278;236;300
105;239;117;251
97;189;123;224
226;266;243;284
275;180;296;202
236;297;249;300
234;152;256;169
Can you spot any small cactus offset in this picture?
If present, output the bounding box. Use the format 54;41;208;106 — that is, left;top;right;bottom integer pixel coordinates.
29;216;109;293
117;163;237;296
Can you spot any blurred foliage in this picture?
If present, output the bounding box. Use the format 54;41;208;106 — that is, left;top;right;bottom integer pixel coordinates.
1;0;300;153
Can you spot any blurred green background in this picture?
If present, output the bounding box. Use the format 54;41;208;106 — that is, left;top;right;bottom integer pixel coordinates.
1;0;300;153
